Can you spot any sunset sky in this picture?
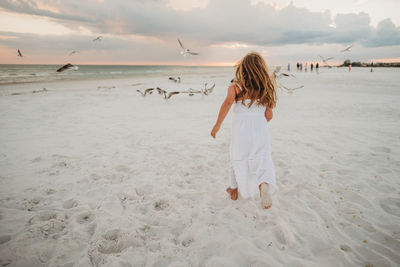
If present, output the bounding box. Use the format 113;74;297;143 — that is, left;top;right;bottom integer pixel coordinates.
0;0;399;66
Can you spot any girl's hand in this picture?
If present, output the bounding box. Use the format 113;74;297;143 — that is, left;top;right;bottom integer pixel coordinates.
211;124;220;138
265;108;273;122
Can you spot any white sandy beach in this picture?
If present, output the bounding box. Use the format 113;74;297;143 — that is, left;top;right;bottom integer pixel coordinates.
0;68;399;266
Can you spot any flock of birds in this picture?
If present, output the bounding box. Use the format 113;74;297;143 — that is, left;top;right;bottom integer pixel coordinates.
16;37;196;73
271;66;304;94
16;36;217;100
319;44;353;66
136;83;215;99
15;38;354;96
279;44;354;94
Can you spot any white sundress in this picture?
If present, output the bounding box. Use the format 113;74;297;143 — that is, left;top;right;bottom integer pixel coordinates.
229;85;277;199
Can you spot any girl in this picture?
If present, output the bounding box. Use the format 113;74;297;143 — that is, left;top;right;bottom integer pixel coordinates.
211;52;277;209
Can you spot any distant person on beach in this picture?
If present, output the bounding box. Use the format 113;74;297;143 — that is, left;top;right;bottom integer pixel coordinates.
288;63;290;71
349;64;352;72
316;63;319;72
211;52;277;209
305;62;308;72
311;63;314;71
296;62;299;71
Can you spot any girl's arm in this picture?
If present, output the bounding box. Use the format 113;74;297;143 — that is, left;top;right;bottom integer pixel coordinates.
211;85;236;138
265;107;273;122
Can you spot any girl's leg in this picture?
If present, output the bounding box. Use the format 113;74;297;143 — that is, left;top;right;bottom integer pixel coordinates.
259;182;272;209
227;165;238;200
226;188;238;200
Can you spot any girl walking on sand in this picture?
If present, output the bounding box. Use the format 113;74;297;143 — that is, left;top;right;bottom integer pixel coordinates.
211;52;277;209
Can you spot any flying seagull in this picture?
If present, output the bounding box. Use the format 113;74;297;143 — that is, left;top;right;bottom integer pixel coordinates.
201;83;216;95
56;63;79;72
69;51;79;56
178;39;199;56
169;77;181;83
341;44;353;52
272;66;295;79
277;73;295;78
165;91;180;99
319;55;334;64
281;85;304;94
93;36;102;42
136;88;154;96
17;49;23;57
156;87;167;95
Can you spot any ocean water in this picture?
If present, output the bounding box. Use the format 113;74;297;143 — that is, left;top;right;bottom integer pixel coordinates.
0;64;233;85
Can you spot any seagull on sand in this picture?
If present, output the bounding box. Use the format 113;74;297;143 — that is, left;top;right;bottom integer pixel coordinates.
136;88;154;96
178;39;199;56
56;63;79;72
93;36;102;42
341;44;353;52
17;49;23;57
319;55;334;64
69;51;79;56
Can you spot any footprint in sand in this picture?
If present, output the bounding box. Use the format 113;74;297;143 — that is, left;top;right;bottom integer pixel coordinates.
336;169;352;175
97;230;126;254
340;244;352;252
22;196;43;211
30;156;42;162
62;199;79;209
0;235;11;244
89;173;101;181
91;229;137;256
371;146;391;153
115;165;130;173
154;199;170;211
43;188;56;195
27;211;59;224
135;184;153;197
76;211;95;224
26;211;67;239
380;198;400;217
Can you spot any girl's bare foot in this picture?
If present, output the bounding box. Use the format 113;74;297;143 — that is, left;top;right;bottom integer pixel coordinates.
226;187;238;200
259;183;272;209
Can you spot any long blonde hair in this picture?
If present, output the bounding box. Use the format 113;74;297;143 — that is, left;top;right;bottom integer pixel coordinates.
234;52;276;108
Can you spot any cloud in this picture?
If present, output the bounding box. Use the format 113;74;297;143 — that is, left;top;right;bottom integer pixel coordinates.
0;0;399;64
367;18;400;47
0;0;399;47
0;0;93;22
